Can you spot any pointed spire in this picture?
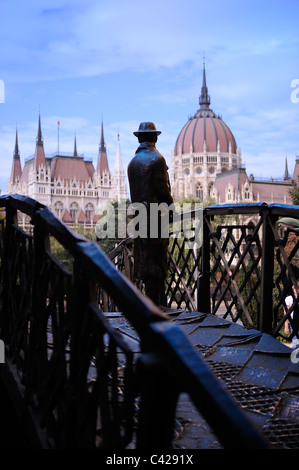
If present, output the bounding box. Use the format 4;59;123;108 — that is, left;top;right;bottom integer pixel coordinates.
37;113;43;145
114;133;124;172
97;120;110;175
100;120;105;150
113;133;127;201
73;134;78;157
284;157;290;180
14;127;20;157
10;128;22;182
199;56;211;110
34;113;46;170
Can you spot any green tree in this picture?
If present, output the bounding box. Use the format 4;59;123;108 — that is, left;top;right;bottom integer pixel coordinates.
289;176;299;205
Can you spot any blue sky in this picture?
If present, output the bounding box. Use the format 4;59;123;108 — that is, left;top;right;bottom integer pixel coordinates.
0;0;298;195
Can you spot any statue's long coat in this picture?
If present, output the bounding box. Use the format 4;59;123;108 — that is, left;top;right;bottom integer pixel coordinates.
128;142;173;281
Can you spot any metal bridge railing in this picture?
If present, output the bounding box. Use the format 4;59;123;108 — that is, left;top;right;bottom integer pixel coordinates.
0;194;269;449
109;202;299;343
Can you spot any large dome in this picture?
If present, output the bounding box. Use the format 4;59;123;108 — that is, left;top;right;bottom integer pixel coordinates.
174;65;237;156
174;109;237;155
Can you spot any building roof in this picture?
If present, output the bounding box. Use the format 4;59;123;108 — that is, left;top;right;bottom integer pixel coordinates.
251;180;293;204
50;155;94;183
75;209;88;222
174;65;237;156
293;157;299;183
214;167;293;204
214;168;248;201
61;209;73;222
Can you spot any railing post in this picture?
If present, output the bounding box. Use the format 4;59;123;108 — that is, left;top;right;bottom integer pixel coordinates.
136;352;179;449
29;211;50;395
0;201;17;345
197;211;211;313
259;207;276;333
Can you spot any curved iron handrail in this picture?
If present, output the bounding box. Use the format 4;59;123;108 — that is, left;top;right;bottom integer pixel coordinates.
0;194;276;449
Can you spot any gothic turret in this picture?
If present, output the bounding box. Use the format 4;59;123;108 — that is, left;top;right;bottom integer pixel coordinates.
10;129;22;183
284;157;290;180
73;134;78;157
97;121;110;175
34;114;46;170
199;61;211;110
112;134;127;201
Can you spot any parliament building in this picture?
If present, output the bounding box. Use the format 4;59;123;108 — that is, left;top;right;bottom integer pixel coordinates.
7;116;127;226
170;64;298;205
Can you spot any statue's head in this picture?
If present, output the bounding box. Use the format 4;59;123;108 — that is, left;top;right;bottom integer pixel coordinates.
133;122;161;142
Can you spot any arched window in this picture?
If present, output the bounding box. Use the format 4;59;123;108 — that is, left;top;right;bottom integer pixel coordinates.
54;201;63;218
195;183;203;201
70;202;79;220
85;203;94;220
227;189;232;201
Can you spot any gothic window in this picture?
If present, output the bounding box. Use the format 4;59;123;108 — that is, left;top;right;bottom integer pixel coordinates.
208;182;214;196
54;201;63;217
227;188;233;201
185;168;190;175
209;167;215;174
85;203;94;220
195;183;203;201
196;167;202;174
70;202;79;220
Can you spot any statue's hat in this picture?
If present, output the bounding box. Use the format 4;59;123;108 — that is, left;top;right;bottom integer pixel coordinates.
133;122;161;136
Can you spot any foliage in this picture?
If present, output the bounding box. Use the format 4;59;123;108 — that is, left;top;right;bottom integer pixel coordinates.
272;229;299;341
236;260;261;328
49;236;74;273
289;176;299;205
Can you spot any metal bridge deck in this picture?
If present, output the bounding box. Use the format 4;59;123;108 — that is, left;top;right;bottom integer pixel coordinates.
104;309;299;449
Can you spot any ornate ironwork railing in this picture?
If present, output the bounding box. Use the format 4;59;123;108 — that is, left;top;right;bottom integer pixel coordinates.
0;194;269;449
109;202;299;343
198;203;299;343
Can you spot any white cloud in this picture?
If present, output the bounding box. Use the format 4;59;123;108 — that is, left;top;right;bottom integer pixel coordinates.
1;0;299;193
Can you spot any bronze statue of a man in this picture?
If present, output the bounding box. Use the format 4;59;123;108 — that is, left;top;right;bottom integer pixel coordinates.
128;122;173;306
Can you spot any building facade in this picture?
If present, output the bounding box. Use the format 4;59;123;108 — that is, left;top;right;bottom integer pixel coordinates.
170;63;242;201
170;64;298;207
212;165;299;206
7;116;127;226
